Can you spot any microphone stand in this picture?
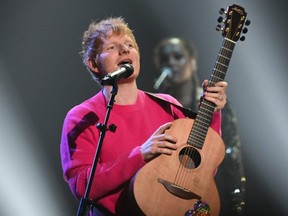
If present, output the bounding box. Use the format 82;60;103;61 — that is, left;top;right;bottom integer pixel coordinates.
77;83;118;216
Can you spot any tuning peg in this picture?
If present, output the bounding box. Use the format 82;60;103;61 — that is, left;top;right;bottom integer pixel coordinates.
217;16;224;23
245;20;251;26
240;36;246;41
219;8;225;15
216;24;222;32
242;27;248;34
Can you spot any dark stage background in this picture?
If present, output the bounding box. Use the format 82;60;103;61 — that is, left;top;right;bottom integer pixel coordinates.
1;1;288;215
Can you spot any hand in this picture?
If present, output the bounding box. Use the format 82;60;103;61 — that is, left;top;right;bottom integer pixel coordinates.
202;80;228;111
140;122;178;162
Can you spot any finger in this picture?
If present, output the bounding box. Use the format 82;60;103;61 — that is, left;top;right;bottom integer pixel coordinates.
216;93;226;101
157;140;178;149
204;95;220;104
204;93;226;107
153;122;173;136
204;92;226;100
157;146;174;155
206;81;227;92
157;133;178;143
217;95;224;101
217;81;228;87
215;81;228;87
201;79;209;91
206;86;227;94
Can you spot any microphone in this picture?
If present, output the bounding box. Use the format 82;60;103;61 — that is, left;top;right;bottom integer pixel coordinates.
153;67;172;90
101;64;134;85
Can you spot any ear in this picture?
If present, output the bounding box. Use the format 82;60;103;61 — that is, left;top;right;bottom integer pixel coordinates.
87;58;99;73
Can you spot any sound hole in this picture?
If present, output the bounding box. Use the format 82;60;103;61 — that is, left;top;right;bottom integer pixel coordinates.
179;146;201;169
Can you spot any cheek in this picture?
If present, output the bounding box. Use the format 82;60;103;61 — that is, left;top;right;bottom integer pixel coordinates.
183;64;193;79
131;61;140;78
131;51;140;70
97;53;113;71
179;58;187;67
132;50;140;61
97;52;109;64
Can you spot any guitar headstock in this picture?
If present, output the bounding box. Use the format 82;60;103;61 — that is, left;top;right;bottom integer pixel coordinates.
216;4;250;42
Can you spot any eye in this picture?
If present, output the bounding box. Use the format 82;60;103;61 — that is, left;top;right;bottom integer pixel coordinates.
174;54;184;60
128;43;134;48
124;42;134;48
107;45;116;50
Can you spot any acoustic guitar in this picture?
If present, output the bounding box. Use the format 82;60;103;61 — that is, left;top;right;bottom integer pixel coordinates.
129;4;249;216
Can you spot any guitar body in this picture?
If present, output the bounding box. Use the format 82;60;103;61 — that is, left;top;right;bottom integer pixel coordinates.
130;118;225;216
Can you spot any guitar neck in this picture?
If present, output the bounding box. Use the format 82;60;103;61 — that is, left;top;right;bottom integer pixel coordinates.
187;38;236;149
210;38;236;83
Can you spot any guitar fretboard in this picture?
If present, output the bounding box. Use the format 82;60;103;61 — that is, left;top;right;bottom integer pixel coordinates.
187;38;235;149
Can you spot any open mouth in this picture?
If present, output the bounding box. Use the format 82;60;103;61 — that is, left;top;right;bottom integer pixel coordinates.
118;59;132;66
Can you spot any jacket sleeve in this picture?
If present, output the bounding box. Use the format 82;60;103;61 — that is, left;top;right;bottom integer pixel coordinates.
210;111;222;135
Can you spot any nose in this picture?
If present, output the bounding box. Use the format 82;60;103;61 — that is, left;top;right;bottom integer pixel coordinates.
160;54;177;68
167;55;178;67
119;44;129;54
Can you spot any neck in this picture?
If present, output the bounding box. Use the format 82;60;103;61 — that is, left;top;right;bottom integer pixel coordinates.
102;81;138;105
166;78;196;107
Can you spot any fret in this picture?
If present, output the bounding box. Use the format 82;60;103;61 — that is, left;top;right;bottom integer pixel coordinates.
215;62;228;68
211;74;224;82
201;101;215;112
217;55;230;65
197;110;213;119
195;120;211;129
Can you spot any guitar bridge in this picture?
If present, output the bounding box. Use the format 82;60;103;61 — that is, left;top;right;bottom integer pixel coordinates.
158;178;201;200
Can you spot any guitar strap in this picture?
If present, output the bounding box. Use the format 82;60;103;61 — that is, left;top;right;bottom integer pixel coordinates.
144;91;197;119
